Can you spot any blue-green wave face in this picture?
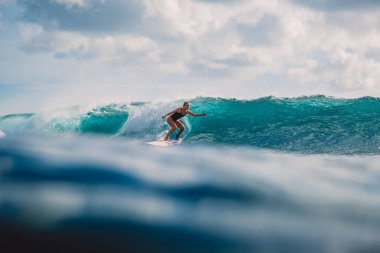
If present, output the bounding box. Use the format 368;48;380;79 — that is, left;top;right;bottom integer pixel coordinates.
79;104;129;134
1;96;380;155
187;96;380;154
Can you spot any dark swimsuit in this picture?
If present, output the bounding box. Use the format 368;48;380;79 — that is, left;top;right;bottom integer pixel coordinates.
171;111;187;121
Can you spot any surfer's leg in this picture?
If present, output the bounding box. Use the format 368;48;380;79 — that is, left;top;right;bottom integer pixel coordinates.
164;118;177;141
174;121;185;140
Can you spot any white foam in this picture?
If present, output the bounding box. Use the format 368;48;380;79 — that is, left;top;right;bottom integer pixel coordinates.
116;100;191;140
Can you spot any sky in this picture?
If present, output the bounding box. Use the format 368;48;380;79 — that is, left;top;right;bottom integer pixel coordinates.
1;0;380;113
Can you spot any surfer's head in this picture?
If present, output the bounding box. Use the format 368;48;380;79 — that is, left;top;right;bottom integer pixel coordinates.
183;102;190;110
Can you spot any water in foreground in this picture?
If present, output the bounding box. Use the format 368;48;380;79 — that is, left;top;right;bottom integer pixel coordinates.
0;134;379;253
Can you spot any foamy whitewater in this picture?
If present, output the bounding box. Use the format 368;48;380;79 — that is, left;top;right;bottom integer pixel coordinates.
0;96;380;253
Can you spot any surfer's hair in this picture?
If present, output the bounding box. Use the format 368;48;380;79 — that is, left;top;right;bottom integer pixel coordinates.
183;102;189;106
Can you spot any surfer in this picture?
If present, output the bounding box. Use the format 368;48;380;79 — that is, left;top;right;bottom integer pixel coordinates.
162;102;207;141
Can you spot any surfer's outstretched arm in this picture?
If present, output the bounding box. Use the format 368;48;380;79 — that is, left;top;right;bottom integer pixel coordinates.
162;108;180;119
187;111;207;117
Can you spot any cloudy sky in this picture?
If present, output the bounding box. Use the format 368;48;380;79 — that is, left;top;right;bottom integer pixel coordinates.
1;0;380;113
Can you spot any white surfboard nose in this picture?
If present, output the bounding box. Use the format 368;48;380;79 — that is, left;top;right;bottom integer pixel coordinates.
145;140;181;147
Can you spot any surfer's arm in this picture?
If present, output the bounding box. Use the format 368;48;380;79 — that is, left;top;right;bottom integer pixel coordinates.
187;111;207;117
162;108;180;119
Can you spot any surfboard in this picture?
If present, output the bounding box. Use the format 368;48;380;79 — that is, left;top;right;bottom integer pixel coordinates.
145;140;181;147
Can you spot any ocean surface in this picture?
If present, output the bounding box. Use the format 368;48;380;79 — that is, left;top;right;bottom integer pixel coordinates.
0;96;380;253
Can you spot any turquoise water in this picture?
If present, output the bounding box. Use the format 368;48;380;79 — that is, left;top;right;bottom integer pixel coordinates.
0;136;379;253
1;96;380;252
2;96;380;154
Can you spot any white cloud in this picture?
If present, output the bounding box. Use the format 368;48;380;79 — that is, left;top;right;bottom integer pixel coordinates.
2;0;380;113
55;0;88;8
17;0;380;88
19;23;159;63
291;0;380;12
142;0;229;38
317;49;380;90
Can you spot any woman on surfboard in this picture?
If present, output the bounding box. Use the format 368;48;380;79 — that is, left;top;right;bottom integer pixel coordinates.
162;102;207;141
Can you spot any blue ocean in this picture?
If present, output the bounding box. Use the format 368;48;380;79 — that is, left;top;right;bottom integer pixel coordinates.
1;96;380;253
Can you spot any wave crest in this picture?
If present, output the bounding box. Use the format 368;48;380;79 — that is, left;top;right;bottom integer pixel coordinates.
1;96;380;154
